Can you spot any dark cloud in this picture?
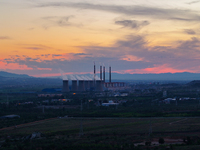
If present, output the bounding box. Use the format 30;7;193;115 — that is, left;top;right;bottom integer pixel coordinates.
116;35;147;49
178;37;200;50
187;0;200;4
81;35;200;72
74;53;92;56
37;2;200;22
41;16;82;29
52;54;62;57
22;44;52;50
2;49;151;74
41;54;51;58
170;17;194;21
43;16;72;26
0;36;11;40
115;20;149;29
184;29;196;35
25;47;43;50
57;17;71;26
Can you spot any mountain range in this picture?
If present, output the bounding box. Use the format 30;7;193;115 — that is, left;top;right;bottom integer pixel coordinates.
0;71;200;81
0;71;30;78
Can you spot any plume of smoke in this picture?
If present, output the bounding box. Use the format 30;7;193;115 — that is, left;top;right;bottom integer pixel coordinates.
75;75;83;80
59;69;68;80
80;76;87;80
85;76;92;80
95;75;100;80
89;74;94;80
69;74;99;81
69;74;77;80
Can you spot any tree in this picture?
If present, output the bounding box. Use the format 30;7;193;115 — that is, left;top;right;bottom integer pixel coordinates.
158;138;165;144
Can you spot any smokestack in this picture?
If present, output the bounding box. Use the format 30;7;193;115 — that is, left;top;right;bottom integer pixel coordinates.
109;66;111;83
94;62;96;80
103;66;105;83
71;80;78;92
62;80;69;92
94;61;96;87
100;65;102;80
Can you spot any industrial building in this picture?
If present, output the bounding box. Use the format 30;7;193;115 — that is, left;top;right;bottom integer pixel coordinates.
62;63;126;93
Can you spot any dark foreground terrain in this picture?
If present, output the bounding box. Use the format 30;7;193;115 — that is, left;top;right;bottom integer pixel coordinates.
1;73;200;149
1;117;200;150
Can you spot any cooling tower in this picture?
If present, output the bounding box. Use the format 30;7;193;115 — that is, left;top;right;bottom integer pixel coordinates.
95;80;103;91
89;80;94;89
84;80;89;90
71;80;78;92
78;80;85;92
62;80;69;92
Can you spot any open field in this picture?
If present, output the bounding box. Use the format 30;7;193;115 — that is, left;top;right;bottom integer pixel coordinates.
1;117;200;149
2;117;200;149
2;117;200;132
2;117;200;137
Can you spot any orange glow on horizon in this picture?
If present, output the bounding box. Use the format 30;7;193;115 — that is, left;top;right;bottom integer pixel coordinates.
0;61;33;70
113;64;194;74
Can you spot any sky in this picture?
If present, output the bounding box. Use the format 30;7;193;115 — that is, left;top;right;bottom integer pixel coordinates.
1;0;200;77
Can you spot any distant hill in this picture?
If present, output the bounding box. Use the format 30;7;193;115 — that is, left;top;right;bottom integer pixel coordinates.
0;71;62;88
109;72;200;81
0;71;199;89
47;72;200;81
1;71;200;81
0;71;31;78
188;80;200;86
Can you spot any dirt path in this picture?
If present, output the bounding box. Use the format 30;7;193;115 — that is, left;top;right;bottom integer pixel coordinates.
169;118;188;125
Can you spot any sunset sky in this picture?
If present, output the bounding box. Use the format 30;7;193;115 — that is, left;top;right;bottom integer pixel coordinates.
1;0;200;77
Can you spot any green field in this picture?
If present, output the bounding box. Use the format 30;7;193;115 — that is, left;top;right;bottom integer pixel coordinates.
1;117;200;149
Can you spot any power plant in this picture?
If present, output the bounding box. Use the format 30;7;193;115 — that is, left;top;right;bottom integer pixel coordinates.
71;80;78;92
62;63;126;93
62;80;69;92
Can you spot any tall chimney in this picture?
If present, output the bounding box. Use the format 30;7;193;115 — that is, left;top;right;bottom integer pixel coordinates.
100;65;102;80
109;66;111;83
103;66;105;83
94;62;96;86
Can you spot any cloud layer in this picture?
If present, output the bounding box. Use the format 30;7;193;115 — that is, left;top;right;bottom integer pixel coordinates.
0;36;11;40
37;2;200;22
1;1;200;77
115;20;149;29
1;34;200;76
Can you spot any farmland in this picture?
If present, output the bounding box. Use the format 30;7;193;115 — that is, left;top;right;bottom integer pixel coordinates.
1;117;200;149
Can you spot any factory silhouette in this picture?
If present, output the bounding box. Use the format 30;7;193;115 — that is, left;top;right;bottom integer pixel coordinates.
62;63;126;92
